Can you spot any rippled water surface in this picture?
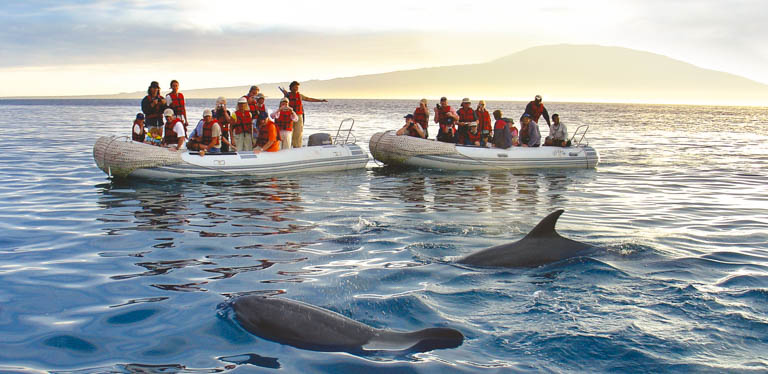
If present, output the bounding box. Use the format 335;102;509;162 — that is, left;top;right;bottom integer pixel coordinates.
0;99;767;373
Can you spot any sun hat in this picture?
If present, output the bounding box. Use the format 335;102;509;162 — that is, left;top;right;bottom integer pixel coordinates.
163;108;175;117
461;98;471;104
535;95;542;101
203;109;212;117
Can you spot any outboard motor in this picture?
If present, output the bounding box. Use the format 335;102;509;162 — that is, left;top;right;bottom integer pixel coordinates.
308;133;332;146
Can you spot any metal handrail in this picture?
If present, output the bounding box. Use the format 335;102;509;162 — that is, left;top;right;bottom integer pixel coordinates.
569;124;590;146
334;118;356;145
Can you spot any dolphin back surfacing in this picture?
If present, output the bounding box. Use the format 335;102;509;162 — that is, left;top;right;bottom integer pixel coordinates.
233;296;463;353
458;210;592;268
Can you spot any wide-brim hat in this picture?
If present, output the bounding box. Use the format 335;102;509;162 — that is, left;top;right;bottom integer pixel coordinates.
461;97;471;104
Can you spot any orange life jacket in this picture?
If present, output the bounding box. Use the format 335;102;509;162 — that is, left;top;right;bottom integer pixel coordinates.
167;92;185;119
200;120;219;147
477;110;492;135
231;110;253;135
256;120;280;150
413;107;428;130
288;92;303;115
274;109;294;131
528;101;544;122
457;107;476;123
163;118;184;145
132;120;145;142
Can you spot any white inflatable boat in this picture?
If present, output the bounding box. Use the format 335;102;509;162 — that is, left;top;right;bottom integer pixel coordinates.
94;120;368;179
369;128;599;171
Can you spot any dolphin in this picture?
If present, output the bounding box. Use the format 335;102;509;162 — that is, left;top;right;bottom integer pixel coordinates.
458;209;592;268
232;296;463;353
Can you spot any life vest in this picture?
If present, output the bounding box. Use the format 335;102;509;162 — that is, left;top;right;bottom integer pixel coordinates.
143;95;163;119
288;92;303;115
477;110;492;135
242;95;256;114
213;109;230;133
256;119;280;149
255;103;266;113
457;107;476;123
163;118;184;145
467;129;482;144
413;107;428;130
528;101;544;122
274;109;294;131
132;120;145;142
494;119;507;130
167;92;185;119
200;120;219;147
520;124;530;145
438;105;454;130
231;110;253;135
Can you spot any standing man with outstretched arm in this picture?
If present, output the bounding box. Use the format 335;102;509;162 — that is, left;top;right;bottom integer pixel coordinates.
279;81;327;148
522;94;551;127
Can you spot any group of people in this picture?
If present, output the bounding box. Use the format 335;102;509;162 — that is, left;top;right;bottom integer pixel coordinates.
133;80;327;155
396;95;571;148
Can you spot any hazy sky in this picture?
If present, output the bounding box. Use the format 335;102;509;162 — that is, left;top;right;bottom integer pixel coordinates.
2;0;766;96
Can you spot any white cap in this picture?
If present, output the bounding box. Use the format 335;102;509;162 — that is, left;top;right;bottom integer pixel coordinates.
237;97;248;104
163;108;175;117
203;109;212;117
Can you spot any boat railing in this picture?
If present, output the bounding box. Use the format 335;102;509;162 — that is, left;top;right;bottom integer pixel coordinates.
334;118;357;145
569;124;590;146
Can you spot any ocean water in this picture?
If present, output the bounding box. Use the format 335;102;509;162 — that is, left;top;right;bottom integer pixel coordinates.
0;98;767;373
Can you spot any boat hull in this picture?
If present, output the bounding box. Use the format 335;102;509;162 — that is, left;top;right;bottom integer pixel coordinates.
94;136;368;180
369;131;599;170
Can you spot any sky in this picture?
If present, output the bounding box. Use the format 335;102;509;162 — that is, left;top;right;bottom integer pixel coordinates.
1;0;767;97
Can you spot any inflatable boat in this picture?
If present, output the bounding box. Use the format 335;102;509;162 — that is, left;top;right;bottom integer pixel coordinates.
369;128;599;171
94;120;368;179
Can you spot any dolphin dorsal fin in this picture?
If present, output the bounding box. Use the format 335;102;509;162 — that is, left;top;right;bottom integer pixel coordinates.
524;209;564;238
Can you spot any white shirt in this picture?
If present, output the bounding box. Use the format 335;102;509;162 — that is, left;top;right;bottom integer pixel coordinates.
133;123;143;135
173;121;186;139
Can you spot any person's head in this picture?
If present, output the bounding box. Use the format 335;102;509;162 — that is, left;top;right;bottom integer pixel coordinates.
257;111;268;124
249;85;259;96
521;114;531;126
461;97;471;107
534;94;542;103
404;113;414;124
216;96;227;108
419;98;427;108
552;113;559;124
289;81;300;92
493;109;502;120
163;108;175;120
170;80;179;91
256;93;265;103
469;123;478;134
148;81;160;95
477;100;486;110
135;113;145;122
203;109;212;122
280;97;289;108
440;96;447;105
237;97;249;111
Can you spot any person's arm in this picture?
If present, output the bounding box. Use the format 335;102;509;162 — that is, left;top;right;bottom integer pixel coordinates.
290;110;299;122
542;107;551;127
141;97;151;114
300;94;327;103
448;108;459;120
413;124;425;138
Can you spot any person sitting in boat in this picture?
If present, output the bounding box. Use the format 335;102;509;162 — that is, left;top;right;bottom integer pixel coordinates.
413;98;430;138
476;100;492;146
230;97;254;152
212;97;232;152
544;113;570;147
165;80;187;133
434;97;458;143
141;81;166;142
491;110;513;149
456;98;477;145
270;97;298;150
254;111;280;153
396;114;426;139
466;122;482;146
243;85;259;117
162;108;186;151
522;94;551;127
195;109;223;156
132;113;146;143
519;114;541;147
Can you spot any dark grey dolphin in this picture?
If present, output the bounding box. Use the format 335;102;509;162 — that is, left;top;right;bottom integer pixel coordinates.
458;209;592;268
232;296;463;353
